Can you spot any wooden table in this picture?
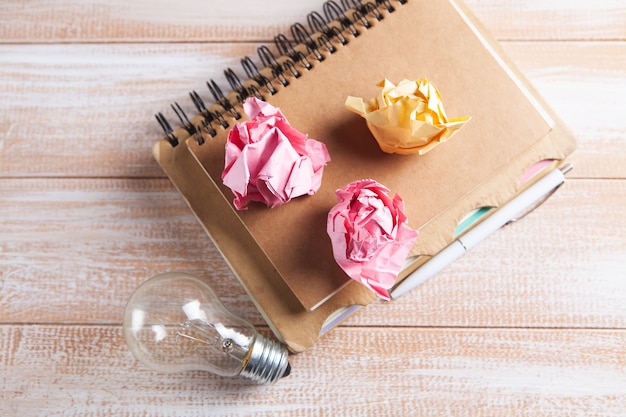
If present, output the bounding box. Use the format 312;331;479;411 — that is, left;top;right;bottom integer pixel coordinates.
2;1;625;415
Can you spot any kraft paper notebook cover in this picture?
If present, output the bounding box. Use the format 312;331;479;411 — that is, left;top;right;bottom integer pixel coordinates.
153;0;575;352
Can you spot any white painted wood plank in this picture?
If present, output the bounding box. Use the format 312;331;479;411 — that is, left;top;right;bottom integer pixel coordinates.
0;178;260;324
2;325;625;416
0;0;623;42
0;1;624;415
0;42;256;177
2;179;625;330
504;41;626;179
0;42;624;178
0;0;318;43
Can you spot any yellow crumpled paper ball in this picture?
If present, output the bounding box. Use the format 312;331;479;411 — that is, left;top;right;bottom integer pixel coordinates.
345;78;470;155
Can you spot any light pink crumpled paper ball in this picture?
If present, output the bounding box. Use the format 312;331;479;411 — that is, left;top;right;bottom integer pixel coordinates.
222;97;331;210
327;179;419;300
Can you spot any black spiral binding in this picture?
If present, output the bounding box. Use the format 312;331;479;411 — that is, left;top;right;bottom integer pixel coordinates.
155;0;408;147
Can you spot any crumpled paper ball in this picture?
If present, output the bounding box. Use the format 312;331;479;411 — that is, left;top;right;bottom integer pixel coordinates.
222;97;331;210
345;78;470;155
327;179;419;300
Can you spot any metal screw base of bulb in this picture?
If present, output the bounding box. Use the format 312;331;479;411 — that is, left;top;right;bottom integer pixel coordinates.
240;334;291;384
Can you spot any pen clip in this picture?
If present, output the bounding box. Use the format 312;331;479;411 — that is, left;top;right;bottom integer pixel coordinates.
507;164;572;224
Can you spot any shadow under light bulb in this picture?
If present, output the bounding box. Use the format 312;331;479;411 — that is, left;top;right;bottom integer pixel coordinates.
122;272;291;384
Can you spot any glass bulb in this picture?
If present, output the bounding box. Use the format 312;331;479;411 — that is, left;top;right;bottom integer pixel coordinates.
122;272;290;384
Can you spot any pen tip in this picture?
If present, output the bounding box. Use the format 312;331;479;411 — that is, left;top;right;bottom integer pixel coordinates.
560;164;573;175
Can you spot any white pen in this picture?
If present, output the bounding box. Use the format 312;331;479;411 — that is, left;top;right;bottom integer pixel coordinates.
390;164;572;299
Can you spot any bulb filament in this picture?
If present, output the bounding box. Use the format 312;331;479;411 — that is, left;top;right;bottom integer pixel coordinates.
175;332;211;345
175;320;243;360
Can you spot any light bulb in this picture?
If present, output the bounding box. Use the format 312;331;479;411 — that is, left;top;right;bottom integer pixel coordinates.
122;272;291;384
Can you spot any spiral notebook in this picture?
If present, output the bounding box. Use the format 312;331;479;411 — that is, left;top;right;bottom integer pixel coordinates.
153;0;575;352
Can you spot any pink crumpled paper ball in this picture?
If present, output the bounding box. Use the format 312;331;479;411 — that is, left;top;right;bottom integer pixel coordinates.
222;97;331;210
327;179;419;300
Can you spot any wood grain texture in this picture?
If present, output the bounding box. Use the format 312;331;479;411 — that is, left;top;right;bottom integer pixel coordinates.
0;178;258;324
2;179;625;329
0;42;258;178
1;42;625;178
2;325;626;417
0;0;317;43
0;0;624;42
505;42;626;179
1;0;624;415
